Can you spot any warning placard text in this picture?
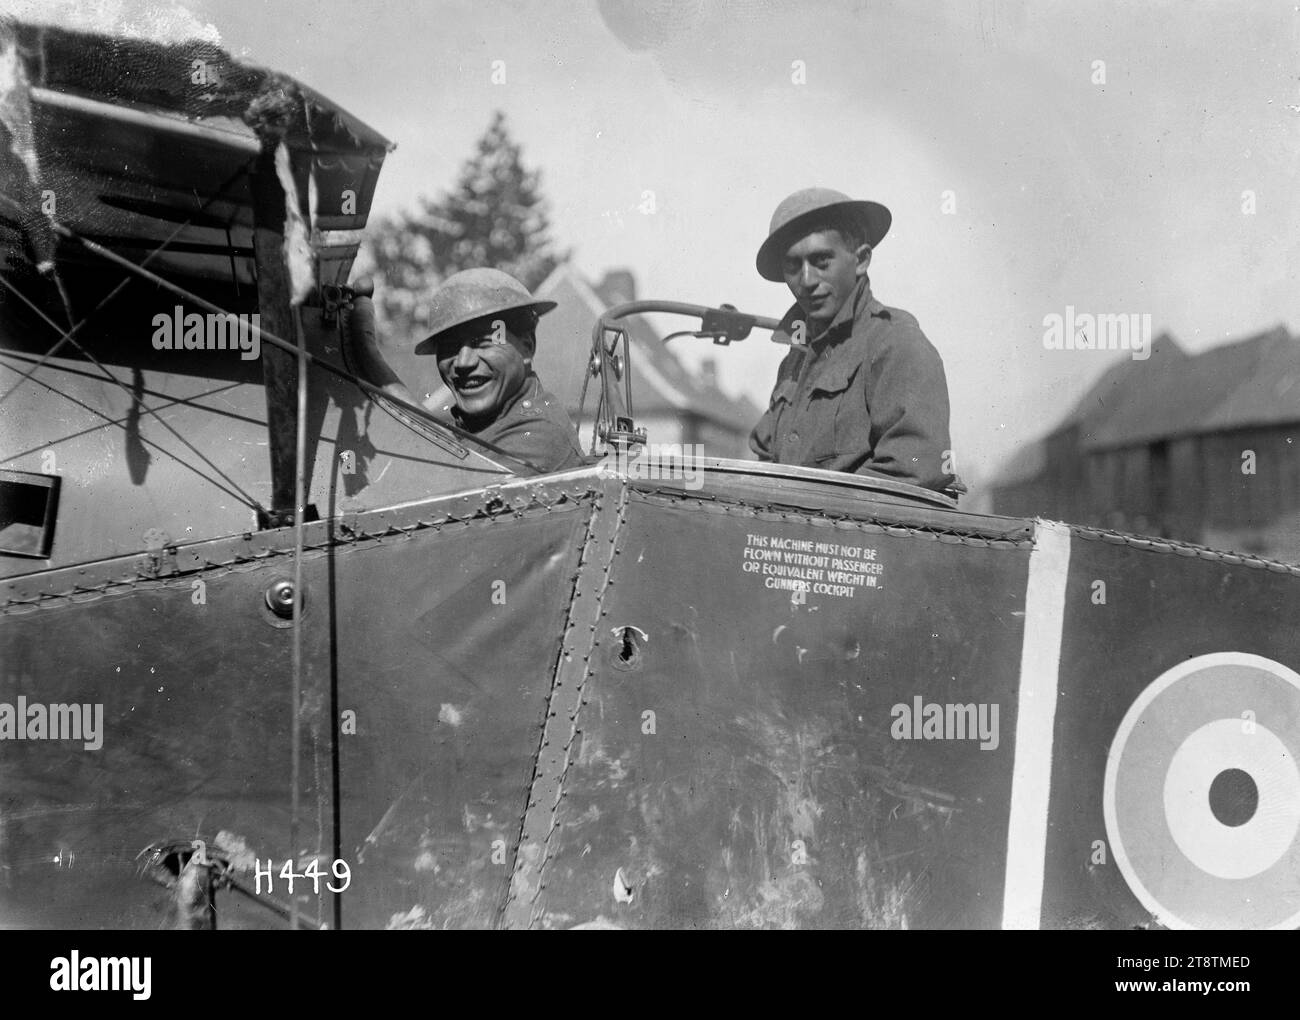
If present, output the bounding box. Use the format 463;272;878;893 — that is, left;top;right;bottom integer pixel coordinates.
739;532;885;599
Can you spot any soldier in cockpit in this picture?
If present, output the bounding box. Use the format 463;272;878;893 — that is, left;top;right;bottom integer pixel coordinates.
349;268;587;475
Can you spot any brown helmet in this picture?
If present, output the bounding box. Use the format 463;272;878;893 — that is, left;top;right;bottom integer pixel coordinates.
413;268;556;354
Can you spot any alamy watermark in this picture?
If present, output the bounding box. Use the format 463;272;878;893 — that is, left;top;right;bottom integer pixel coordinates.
1043;305;1151;361
50;952;150;999
0;697;103;750
151;305;261;360
891;696;999;750
607;443;705;490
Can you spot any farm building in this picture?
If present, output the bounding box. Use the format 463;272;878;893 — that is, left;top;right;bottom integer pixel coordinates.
990;325;1300;563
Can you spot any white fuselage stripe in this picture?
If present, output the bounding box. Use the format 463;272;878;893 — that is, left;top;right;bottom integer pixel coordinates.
1002;519;1072;929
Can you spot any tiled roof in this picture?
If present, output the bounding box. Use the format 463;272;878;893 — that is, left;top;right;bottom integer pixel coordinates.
532;264;762;433
1061;333;1186;439
991;325;1299;484
1082;326;1297;450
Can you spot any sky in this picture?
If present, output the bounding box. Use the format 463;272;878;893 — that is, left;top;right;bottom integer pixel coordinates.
8;0;1300;489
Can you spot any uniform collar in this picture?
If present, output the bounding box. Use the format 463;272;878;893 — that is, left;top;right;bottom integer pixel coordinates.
775;277;884;347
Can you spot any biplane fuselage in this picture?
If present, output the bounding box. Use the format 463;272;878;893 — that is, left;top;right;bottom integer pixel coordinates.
2;19;1297;931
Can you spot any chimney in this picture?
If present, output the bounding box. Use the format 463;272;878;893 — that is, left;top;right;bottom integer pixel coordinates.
596;268;637;307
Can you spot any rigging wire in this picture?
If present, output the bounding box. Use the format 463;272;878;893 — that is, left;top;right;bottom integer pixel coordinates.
286;90;313;936
575;345;594;453
14;206;555;476
289;304;308;934
0;349;264;511
0;271;268;514
0;361;254;454
0;166;252;407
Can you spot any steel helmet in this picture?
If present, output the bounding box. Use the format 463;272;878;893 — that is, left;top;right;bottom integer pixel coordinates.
755;187;891;282
413;268;557;354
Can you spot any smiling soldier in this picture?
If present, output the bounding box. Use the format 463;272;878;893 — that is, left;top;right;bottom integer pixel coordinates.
750;188;957;493
350;268;587;475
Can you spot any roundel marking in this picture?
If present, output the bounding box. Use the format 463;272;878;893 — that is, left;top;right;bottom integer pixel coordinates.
1103;652;1300;930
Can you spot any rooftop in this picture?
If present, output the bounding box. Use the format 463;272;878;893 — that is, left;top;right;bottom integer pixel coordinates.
533;263;762;436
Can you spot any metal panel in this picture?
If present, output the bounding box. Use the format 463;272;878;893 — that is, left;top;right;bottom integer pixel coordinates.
0;558;320;928
334;499;595;929
522;489;1032;928
1042;531;1300;929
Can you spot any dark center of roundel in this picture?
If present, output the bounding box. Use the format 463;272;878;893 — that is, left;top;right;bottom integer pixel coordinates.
1208;768;1258;827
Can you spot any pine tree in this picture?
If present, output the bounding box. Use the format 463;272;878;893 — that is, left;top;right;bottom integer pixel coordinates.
363;111;566;338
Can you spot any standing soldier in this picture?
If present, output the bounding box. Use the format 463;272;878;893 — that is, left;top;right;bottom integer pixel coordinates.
750;188;958;494
349;268;587;475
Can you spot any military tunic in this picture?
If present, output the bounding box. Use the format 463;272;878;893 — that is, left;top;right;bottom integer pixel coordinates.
450;372;588;476
750;278;956;492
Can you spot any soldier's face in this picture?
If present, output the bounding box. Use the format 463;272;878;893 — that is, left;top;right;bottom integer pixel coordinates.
781;230;868;327
435;321;531;421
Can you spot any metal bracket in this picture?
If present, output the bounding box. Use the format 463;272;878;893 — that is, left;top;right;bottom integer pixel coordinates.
257;504;319;531
319;276;373;326
599;416;647;450
698;303;756;345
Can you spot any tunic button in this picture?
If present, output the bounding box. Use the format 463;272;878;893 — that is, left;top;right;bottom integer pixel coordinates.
790;431;799;442
522;400;532;409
